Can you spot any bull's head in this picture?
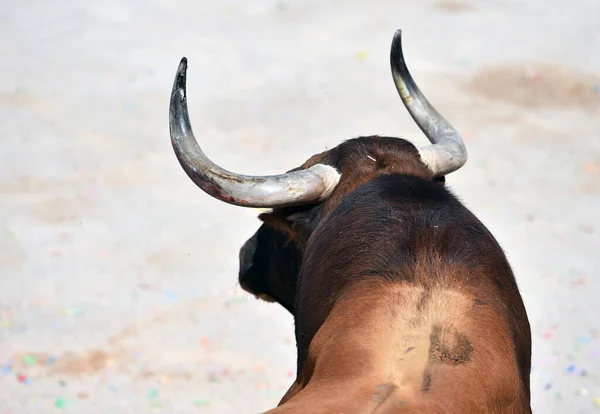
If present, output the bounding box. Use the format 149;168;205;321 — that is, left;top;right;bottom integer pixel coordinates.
168;30;467;313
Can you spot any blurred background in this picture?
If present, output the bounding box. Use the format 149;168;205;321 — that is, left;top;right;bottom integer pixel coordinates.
1;0;599;412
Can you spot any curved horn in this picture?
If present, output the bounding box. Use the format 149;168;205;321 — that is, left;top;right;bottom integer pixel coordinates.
169;58;340;207
390;30;467;176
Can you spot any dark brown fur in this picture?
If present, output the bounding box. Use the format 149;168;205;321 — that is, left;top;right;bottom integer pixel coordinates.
237;136;532;413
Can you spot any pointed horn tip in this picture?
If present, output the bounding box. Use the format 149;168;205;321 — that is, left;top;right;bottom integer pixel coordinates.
176;57;188;84
178;57;188;72
390;29;405;62
171;57;189;102
392;29;403;48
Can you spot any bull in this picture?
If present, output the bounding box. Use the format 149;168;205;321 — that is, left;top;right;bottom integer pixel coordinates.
168;30;532;413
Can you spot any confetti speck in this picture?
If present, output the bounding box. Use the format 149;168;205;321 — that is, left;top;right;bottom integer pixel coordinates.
355;51;368;61
17;373;30;384
147;389;158;399
54;397;67;409
570;277;589;286
62;307;84;317
583;162;598;175
149;401;163;410
22;356;38;365
566;364;576;374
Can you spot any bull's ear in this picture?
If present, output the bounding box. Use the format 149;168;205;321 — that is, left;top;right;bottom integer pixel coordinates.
286;207;321;239
258;206;321;245
258;212;296;242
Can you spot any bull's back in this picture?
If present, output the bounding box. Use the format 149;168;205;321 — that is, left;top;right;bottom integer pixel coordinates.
281;280;530;413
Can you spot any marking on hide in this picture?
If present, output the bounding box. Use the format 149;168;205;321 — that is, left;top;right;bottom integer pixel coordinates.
429;324;472;365
421;324;473;393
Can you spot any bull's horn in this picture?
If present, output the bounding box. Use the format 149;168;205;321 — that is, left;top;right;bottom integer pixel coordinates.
169;57;340;207
390;30;467;176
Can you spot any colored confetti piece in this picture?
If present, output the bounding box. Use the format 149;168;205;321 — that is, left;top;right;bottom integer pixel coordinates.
566;364;576;374
62;307;84;317
147;389;159;399
149;401;163;410
1;365;11;374
595;397;600;407
17;373;30;384
570;277;589;287
583;162;598;175
193;399;209;407
355;51;368;61
462;131;475;140
577;388;588;396
22;355;38;365
54;397;67;409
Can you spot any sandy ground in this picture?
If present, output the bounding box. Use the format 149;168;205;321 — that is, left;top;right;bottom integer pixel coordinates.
1;0;599;413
